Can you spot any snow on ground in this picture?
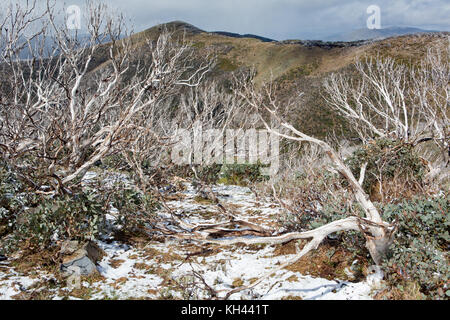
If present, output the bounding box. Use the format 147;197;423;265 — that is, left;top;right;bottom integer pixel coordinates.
0;268;40;300
0;182;377;300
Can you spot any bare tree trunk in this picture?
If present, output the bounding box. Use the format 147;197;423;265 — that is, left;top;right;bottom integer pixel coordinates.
230;73;398;266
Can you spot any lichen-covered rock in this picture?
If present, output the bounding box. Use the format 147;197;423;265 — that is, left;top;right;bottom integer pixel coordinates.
60;240;79;255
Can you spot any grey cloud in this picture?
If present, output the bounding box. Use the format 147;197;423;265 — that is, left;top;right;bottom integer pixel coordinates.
16;0;450;40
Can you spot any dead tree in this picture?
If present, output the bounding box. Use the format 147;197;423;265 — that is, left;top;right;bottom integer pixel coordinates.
0;1;213;190
205;50;448;297
323;50;449;182
412;49;449;182
176;73;396;298
122;79;248;191
152;73;398;298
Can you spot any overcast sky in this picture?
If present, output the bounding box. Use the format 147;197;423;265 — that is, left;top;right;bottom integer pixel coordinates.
25;0;450;40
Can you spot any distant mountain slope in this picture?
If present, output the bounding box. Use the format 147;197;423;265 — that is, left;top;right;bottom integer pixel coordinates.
325;26;440;41
91;21;449;138
129;22;446;83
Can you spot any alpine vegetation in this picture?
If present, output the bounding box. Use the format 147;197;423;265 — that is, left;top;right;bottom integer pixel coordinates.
0;0;448;301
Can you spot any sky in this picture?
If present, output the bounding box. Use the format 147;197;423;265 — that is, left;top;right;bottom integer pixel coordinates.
15;0;450;40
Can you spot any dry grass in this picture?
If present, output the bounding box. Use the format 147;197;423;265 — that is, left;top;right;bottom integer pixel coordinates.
10;248;60;275
374;281;425;300
281;295;303;300
193;195;214;205
369;176;427;203
273;240;299;256
284;242;367;282
231;278;244;288
286;275;299;283
133;262;150;270
109;259;125;269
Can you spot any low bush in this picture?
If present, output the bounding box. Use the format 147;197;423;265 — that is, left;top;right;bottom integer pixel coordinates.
217;162;269;186
380;197;449;299
2;189;107;253
111;186;159;235
345;138;427;202
0;162;159;255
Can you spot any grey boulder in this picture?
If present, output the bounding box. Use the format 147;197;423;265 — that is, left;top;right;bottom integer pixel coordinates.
60;241;105;277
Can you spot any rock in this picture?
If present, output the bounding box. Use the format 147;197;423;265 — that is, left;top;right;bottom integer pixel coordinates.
60;241;105;277
82;241;104;263
60;240;79;255
61;255;97;277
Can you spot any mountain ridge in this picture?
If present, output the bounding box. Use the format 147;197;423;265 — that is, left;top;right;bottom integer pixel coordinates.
91;21;449;137
324;26;442;42
143;21;444;42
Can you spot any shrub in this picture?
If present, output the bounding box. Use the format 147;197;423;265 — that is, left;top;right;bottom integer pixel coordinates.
0;161;160;254
273;167;354;230
380;197;450;299
111;186;159;235
345;138;427;201
217;162;268;186
1;187;108;253
274;168;368;257
196;164;223;185
0;163;25;240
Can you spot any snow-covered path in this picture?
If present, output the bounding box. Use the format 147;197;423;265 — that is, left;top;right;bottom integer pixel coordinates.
0;183;378;300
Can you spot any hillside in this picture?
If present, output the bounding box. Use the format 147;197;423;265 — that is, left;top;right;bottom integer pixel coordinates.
115;22;448;137
5;20;450;139
128;21;447;79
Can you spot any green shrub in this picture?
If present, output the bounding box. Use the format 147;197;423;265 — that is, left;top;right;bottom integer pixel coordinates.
275;169;368;257
380;197;450;299
217;162;268;186
0;161;159;254
0;163;25;240
111;186;159;234
1;188;108;253
345;138;426;194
